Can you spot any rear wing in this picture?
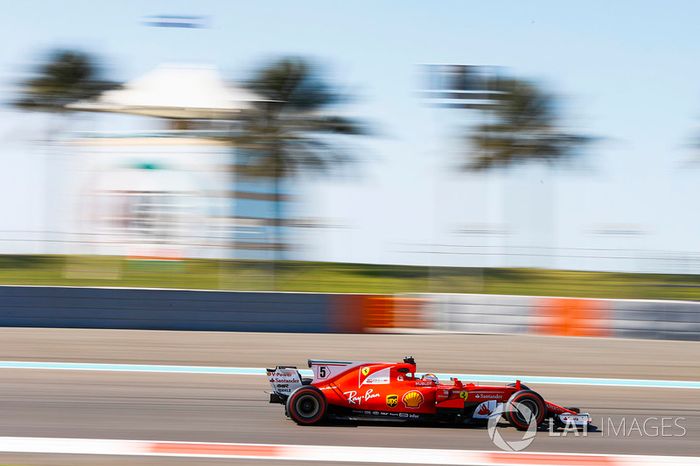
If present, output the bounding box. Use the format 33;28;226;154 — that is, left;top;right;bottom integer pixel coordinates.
266;366;303;401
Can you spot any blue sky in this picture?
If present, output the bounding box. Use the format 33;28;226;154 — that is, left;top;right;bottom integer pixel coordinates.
0;1;699;271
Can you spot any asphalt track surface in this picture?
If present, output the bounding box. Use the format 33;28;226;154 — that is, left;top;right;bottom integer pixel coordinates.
0;329;698;465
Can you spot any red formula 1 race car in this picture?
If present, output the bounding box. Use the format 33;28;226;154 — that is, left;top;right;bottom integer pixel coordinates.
267;357;590;430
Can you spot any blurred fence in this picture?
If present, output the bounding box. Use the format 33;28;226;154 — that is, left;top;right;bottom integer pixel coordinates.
4;232;700;275
0;286;698;340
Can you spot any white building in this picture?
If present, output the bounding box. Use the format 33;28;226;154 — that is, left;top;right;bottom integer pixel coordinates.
12;64;296;260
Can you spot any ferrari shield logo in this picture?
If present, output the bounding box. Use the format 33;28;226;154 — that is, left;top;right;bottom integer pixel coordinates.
361;367;370;377
386;394;398;408
459;390;469;400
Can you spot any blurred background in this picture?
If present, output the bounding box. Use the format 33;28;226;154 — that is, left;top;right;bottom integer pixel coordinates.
1;0;699;300
0;3;699;464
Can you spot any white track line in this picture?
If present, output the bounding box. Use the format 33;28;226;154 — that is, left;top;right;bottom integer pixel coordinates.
0;437;697;465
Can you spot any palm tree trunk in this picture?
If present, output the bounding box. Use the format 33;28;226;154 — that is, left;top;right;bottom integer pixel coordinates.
271;173;283;290
270;143;285;290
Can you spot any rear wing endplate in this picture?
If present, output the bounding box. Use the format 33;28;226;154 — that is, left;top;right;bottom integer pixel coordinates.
266;366;303;397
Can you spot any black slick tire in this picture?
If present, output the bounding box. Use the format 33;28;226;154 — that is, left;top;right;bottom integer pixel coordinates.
504;390;546;431
286;386;327;425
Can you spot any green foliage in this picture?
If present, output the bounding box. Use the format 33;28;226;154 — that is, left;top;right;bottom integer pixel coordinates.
465;77;591;170
230;57;369;178
14;49;115;112
0;255;699;300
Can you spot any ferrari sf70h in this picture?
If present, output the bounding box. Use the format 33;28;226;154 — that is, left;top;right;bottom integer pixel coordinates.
267;357;590;430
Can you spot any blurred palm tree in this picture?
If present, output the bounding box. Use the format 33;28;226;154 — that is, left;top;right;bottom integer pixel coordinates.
13;48;116;251
230;57;369;262
459;77;592;271
465;77;590;171
14;49;115;113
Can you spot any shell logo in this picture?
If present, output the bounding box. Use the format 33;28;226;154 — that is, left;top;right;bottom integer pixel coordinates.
361;367;370;377
402;390;424;409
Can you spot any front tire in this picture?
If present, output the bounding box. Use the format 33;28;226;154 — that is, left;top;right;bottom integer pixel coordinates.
286;386;327;425
507;382;531;391
504;390;545;431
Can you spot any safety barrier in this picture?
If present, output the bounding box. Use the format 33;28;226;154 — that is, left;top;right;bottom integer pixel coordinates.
423;293;534;334
416;293;700;341
611;299;700;341
534;297;611;337
330;294;427;331
0;286;334;333
0;286;697;340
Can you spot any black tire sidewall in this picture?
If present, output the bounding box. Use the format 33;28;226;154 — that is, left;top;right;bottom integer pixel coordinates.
286;386;327;425
505;390;546;431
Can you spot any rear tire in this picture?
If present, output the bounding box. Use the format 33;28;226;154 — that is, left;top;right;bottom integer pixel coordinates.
286;386;327;425
505;390;545;431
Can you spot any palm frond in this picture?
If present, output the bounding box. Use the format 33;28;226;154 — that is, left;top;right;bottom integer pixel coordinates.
227;57;369;179
464;77;591;171
13;49;116;112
